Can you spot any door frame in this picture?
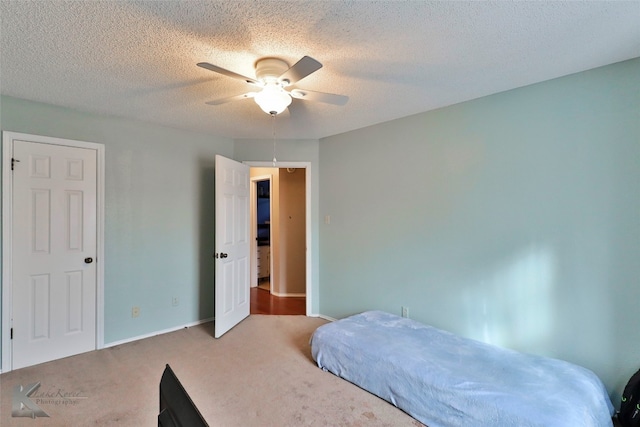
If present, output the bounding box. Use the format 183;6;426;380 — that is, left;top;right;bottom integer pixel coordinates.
1;131;105;372
245;162;312;316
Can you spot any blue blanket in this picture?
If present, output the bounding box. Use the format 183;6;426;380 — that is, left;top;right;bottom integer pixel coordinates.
311;311;614;427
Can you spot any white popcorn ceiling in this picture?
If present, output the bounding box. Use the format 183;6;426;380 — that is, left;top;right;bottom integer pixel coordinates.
1;1;638;140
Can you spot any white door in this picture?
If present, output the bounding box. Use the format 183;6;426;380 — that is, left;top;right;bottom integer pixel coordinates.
215;155;250;338
11;140;97;369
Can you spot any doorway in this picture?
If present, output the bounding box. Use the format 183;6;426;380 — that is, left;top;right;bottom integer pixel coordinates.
251;176;272;292
249;165;307;315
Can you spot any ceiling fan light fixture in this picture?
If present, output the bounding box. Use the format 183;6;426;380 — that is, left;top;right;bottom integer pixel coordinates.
198;55;347;113
254;83;292;115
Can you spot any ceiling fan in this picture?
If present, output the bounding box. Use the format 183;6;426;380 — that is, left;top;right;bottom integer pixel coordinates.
197;56;348;115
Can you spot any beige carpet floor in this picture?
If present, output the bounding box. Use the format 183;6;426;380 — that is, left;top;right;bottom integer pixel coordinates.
0;315;422;426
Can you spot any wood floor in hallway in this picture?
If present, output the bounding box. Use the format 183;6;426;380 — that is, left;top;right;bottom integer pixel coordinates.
250;287;306;315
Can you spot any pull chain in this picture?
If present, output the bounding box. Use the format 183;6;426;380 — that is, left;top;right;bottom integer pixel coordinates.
271;112;277;166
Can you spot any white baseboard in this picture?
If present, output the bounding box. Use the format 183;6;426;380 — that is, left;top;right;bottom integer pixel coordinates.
104;317;214;348
270;291;306;298
312;314;337;322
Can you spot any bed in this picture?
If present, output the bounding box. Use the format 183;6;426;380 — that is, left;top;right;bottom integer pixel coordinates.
310;310;614;427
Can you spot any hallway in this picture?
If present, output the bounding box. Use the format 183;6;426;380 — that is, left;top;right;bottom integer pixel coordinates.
250;287;305;315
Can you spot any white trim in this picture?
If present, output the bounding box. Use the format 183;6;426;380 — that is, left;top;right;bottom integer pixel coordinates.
244;161;313;316
1;131;105;373
1;138;11;372
314;314;337;322
271;291;306;298
104;318;214;348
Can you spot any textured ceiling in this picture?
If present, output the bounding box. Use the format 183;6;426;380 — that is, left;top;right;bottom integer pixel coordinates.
1;1;639;140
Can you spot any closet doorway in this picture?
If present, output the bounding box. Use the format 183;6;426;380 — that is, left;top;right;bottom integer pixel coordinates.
249;165;307;315
253;177;271;292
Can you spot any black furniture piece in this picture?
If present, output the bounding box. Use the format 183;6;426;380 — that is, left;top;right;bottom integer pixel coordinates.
158;364;209;427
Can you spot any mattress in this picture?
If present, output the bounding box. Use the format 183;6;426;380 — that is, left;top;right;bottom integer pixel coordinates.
310;310;614;427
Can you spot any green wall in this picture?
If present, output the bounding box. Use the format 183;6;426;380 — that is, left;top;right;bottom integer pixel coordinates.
319;58;640;399
0;96;234;354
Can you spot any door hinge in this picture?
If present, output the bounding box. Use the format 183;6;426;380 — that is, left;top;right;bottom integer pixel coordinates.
11;158;20;171
10;328;13;340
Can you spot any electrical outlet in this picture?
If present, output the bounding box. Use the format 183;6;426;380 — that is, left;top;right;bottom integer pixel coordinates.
132;306;140;318
402;306;409;318
172;297;179;307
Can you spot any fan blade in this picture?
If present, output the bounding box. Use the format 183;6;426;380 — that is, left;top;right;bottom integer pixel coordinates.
278;56;322;85
289;89;348;106
205;92;257;105
197;62;260;85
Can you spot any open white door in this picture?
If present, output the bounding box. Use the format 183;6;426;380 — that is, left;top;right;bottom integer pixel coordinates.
214;155;250;338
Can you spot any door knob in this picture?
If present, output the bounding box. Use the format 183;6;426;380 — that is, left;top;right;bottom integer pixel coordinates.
84;257;93;264
220;253;228;258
